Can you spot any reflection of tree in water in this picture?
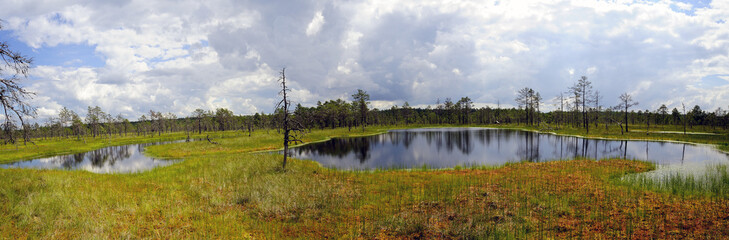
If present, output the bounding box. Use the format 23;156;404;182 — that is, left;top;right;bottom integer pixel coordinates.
60;153;86;169
391;131;417;149
475;129;491;146
454;130;473;155
352;138;373;163
598;139;625;159
90;145;132;167
550;137;623;160
52;145;133;169
293;130;480;164
293;136;375;163
417;130;473;155
287;128;729;169
422;131;447;154
437;131;470;154
516;131;540;162
423;131;443;152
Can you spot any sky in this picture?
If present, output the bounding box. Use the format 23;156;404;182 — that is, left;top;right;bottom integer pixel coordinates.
0;0;727;121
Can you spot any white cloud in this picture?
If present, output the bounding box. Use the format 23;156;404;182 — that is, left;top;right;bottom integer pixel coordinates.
0;0;726;122
586;66;597;75
674;2;693;11
306;11;326;36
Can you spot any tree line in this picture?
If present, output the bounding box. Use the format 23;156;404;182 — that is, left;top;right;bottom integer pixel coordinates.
8;90;724;143
514;76;729;134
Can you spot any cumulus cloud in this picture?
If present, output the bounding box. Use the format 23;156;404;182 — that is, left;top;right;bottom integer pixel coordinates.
306;11;326;36
0;0;727;121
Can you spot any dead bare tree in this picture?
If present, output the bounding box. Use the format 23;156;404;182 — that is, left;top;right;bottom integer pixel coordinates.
570;76;593;133
275;68;305;170
554;93;565;128
618;92;639;134
682;102;687;135
0;21;36;145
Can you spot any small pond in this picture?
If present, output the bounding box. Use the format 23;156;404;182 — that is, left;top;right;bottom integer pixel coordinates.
288;128;729;172
0;140;186;174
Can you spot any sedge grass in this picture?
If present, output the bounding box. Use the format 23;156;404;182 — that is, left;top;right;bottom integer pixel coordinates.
0;126;728;238
622;164;729;198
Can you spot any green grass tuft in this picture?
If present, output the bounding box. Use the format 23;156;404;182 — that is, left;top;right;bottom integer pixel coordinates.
622;164;729;198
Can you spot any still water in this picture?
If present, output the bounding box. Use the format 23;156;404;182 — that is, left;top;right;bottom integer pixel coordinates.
289;128;729;170
0;141;184;173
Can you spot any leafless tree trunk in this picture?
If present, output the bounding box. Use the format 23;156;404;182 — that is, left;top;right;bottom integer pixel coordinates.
0;22;36;145
570;76;592;133
618;93;639;134
682;102;687;135
275;68;304;170
593;90;601;128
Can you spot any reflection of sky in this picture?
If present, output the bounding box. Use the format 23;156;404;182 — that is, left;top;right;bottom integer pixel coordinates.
0;141;182;173
290;128;729;171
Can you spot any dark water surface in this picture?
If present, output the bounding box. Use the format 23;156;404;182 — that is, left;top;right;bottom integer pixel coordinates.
0;141;186;173
289;128;729;170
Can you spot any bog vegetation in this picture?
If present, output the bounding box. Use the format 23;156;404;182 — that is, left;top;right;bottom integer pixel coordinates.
1;89;727;238
7;86;729;148
2;22;729;238
1;126;728;238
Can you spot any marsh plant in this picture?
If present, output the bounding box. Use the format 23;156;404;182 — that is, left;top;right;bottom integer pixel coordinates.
622;164;729;198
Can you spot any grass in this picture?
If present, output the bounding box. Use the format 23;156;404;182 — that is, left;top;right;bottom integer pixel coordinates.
0;131;244;164
487;123;729;152
144;127;390;159
0;125;728;238
622;164;729;198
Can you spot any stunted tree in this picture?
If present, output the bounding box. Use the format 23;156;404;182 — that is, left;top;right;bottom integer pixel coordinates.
617;93;638;134
671;107;680;126
192;108;206;134
1;21;36;144
515;87;532;125
137;115;149;136
682;103;687;134
58;106;73;137
569;76;592;133
71;113;84;140
115;114;126;136
352;89;370;131
149;110;165;136
714;107;726;130
554;93;565;127
457;97;473;124
593;90;602;128
657;104;668;125
103;113;114;137
443;98;454;124
86;106;103;138
166;112;177;132
532;91;543;127
515;87;540;125
215;108;234;131
435;98;443;124
689;105;705;129
402;101;412;125
122;118;132;137
275;68;304;170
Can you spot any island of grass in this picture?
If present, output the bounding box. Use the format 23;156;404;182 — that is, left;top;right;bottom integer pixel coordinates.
0;125;728;239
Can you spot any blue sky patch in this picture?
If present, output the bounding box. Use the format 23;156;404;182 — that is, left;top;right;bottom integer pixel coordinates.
0;30;104;68
669;0;711;16
49;12;73;26
700;74;729;88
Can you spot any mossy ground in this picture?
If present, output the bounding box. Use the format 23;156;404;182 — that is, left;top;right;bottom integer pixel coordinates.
0;125;727;238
